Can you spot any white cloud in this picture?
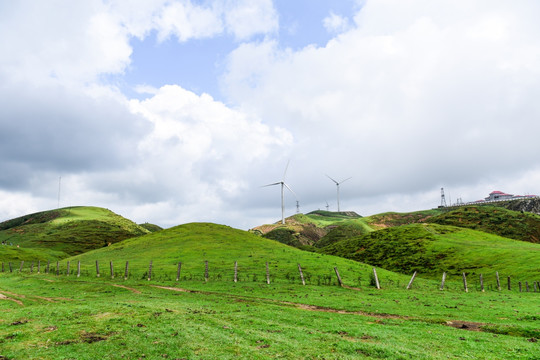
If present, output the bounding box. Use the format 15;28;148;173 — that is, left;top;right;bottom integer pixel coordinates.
222;0;278;40
323;12;350;34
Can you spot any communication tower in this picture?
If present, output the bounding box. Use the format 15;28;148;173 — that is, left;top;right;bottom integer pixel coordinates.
440;187;447;208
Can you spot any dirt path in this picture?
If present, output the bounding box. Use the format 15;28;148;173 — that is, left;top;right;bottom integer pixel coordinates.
0;292;24;306
111;284;142;294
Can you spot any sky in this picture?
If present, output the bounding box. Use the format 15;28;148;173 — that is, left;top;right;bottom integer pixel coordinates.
2;0;540;230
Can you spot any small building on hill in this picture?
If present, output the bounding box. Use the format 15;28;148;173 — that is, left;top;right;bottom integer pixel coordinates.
485;191;515;201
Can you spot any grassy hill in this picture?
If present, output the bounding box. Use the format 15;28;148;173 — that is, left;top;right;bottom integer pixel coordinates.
0;206;149;259
364;209;442;230
319;223;540;281
427;205;540;243
68;222;414;288
251;211;373;247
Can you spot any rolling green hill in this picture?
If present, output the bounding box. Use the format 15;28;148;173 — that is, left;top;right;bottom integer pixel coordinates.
427;205;540;243
0;206;149;259
319;223;540;280
68;222;413;288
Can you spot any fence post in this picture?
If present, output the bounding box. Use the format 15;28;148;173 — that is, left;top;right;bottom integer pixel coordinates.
334;267;343;287
148;261;152;281
37;260;40;274
372;268;381;289
1;262;4;272
266;262;270;285
77;261;81;278
176;262;182;282
535;281;539;293
519;281;522;292
9;262;12;273
462;273;468;292
46;260;50;274
19;261;24;273
66;261;70;276
110;261;114;279
204;260;209;282
480;274;484;292
525;282;529;292
298;264;305;286
234;261;238;283
496;271;501;291
507;276;511;290
124;261;129;280
31;262;34;273
96;260;100;277
407;271;417;290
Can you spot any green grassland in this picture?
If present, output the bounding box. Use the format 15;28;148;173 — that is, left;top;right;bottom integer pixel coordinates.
427;206;540;243
65;222;410;288
318;223;540;281
0;207;149;258
0;274;538;359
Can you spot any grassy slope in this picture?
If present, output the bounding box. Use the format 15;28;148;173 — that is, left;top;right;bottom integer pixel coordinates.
0;275;538;359
68;222;411;287
364;209;442;230
320;223;540;281
427;205;540;243
0;207;149;258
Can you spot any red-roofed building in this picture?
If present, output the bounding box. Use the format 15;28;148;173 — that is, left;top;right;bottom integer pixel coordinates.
485;191;514;201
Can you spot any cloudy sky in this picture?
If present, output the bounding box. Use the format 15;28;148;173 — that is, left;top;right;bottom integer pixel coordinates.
2;0;540;229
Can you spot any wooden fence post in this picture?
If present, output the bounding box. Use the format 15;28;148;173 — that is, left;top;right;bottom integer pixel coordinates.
124;261;129;280
148;260;152;281
462;273;468;292
66;261;70;276
1;262;4;272
372;268;381;289
46;260;50;274
266;262;270;285
110;261;114;279
96;260;100;277
234;261;238;283
507;276;511;290
407;271;417;290
19;261;24;273
334;267;343;287
176;262;182;282
480;274;484;292
496;271;501;291
38;260;41;274
298;264;305;286
535;281;539;293
9;262;12;273
204;260;209;282
519;281;522;292
525;282;529;292
77;261;81;278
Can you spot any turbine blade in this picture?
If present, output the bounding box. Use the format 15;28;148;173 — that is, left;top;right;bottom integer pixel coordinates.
282;160;290;180
261;182;281;187
326;174;338;184
340;177;352;184
283;182;297;198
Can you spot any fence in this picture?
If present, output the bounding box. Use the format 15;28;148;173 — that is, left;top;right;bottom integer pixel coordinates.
0;259;538;293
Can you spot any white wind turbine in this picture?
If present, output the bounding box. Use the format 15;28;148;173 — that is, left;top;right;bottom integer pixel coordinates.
263;161;297;224
326;175;352;212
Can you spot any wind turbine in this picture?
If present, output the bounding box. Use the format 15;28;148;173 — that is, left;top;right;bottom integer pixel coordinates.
263;161;297;224
325;200;329;211
326;175;352;212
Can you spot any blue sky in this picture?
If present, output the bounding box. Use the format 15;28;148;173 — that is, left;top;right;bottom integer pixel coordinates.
2;0;540;229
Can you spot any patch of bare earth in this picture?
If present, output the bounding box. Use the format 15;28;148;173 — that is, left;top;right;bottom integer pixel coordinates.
445;320;485;332
151;285;194;293
0;292;24;306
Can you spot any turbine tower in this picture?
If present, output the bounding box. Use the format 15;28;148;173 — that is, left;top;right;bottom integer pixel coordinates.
325;200;329;211
263;161;297;224
326;175;352;212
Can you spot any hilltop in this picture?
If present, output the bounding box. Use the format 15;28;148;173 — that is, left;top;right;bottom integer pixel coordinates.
0;206;149;258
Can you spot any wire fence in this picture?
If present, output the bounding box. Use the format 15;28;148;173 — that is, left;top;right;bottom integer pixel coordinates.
1;259;538;293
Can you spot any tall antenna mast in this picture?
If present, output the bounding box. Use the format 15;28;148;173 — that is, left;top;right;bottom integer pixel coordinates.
57;176;62;209
440;187;447;207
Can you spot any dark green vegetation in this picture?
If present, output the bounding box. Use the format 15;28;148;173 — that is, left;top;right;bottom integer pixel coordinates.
427;206;540;243
138;222;163;232
0;207;149;259
318;223;540;280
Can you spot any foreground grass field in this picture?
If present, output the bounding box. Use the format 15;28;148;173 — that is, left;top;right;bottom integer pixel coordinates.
0;274;538;359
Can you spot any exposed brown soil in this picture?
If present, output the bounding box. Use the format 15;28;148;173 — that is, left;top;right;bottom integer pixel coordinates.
445;320;485;332
0;291;24;306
